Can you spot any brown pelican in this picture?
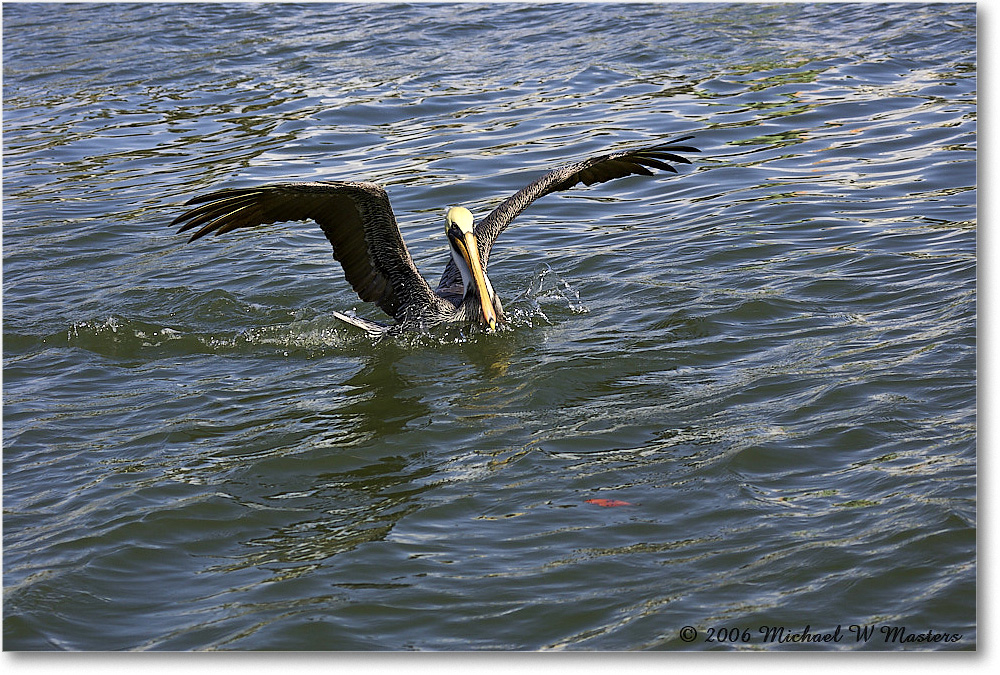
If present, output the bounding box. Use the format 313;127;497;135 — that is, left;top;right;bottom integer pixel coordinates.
171;137;698;335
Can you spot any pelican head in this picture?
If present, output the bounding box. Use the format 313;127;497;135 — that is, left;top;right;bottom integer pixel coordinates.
445;207;500;331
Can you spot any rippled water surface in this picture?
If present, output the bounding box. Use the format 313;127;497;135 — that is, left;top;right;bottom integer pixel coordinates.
3;2;975;650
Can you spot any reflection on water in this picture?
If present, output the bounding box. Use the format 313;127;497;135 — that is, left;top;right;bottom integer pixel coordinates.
3;2;975;651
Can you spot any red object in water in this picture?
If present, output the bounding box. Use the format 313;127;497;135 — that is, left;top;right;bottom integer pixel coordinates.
585;498;632;507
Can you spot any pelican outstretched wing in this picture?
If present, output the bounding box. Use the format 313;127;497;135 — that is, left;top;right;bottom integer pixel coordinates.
171;181;438;319
437;137;699;291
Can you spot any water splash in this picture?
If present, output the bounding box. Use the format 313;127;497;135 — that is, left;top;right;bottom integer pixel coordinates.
232;316;354;354
63;315;196;357
505;263;590;326
59;314;357;359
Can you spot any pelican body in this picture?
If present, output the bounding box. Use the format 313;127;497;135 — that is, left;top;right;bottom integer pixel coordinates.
171;138;699;335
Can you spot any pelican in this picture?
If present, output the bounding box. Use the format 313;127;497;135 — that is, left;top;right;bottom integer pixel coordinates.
171;137;698;335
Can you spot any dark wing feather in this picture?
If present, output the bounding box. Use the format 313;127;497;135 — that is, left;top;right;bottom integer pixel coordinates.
171;181;438;319
436;137;699;291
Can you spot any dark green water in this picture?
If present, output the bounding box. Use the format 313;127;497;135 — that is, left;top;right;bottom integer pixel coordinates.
3;2;975;650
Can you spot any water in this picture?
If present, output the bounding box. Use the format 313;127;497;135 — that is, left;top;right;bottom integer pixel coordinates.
2;2;975;651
